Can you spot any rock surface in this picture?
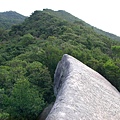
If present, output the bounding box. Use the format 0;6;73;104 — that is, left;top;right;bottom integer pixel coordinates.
46;54;120;120
38;103;53;120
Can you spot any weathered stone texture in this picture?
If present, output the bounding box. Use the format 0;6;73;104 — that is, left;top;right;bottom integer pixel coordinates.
46;54;120;120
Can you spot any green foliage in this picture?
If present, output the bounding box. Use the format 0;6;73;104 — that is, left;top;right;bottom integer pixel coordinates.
19;33;34;46
0;9;120;120
0;29;9;41
103;60;120;90
26;61;54;103
112;45;120;58
7;79;45;120
0;66;12;90
0;112;9;120
0;11;26;29
9;10;69;38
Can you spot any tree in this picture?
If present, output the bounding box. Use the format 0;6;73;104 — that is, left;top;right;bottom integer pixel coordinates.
111;45;120;59
0;28;9;41
26;61;54;103
0;89;9;120
20;33;34;46
0;66;11;91
103;60;120;91
0;112;9;120
7;78;45;120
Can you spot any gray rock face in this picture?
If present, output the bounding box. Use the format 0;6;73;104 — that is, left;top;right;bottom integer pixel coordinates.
38;103;53;120
46;54;120;120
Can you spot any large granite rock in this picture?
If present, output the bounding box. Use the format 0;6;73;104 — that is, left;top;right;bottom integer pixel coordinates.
46;54;120;120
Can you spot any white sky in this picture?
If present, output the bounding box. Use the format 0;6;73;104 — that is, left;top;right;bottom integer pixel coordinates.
0;0;120;36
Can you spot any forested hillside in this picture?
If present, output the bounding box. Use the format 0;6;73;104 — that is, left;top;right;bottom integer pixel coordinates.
0;11;26;29
43;9;120;41
0;9;120;120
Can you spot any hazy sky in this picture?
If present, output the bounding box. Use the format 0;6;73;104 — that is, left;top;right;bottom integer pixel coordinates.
0;0;120;36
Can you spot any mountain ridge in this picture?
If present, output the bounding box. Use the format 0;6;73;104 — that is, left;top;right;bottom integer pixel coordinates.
1;9;120;41
43;9;120;41
0;11;26;29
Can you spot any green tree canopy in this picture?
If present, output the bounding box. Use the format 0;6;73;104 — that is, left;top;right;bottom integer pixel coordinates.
7;79;45;120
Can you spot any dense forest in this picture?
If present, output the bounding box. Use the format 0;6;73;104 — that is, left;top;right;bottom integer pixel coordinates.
0;11;26;29
43;9;120;41
0;9;120;120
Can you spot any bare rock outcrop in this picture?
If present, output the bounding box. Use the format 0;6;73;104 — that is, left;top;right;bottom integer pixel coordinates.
46;54;120;120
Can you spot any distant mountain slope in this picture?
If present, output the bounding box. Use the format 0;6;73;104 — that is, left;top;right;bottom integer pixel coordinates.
93;27;120;41
43;9;120;41
0;11;26;29
43;9;82;23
